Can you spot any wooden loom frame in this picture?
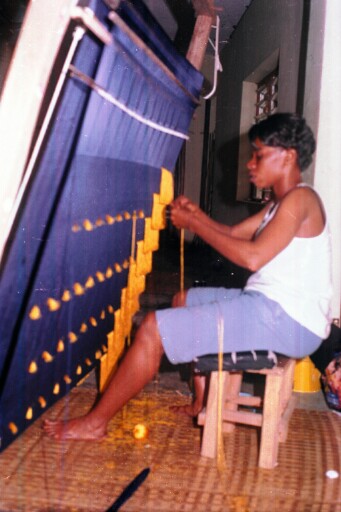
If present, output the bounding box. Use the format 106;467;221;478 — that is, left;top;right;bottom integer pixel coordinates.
0;0;215;260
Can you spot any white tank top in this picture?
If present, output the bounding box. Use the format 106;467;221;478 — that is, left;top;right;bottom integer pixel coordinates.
245;185;333;338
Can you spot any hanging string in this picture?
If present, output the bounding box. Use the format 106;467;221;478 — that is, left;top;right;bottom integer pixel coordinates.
203;16;223;100
217;312;226;470
180;228;185;293
130;210;137;262
127;211;137;348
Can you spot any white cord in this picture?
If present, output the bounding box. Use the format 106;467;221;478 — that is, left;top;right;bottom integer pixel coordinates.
69;65;189;140
203;16;223;100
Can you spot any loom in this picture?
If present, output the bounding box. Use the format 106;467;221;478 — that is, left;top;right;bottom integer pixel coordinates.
0;0;215;451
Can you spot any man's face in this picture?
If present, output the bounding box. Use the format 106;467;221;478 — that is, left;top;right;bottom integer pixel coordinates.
247;138;288;189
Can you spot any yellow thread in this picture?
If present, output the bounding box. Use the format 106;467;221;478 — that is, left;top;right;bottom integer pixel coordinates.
124;211;131;220
29;305;41;320
9;422;18;434
105;267;113;278
143;217;159;252
38;396;47;408
83;219;93;231
95;350;102;359
61;289;72;302
46;298;61;312
107;305;114;314
137;210;145;218
89;317;97;327
116;214;123;222
53;383;60;395
100;310;106;320
64;375;72;384
160;168;174;204
96;271;105;282
26;407;33;420
85;276;95;288
28;361;38;373
72;224;81;232
73;282;85;295
122;259;129;269
114;263;122;273
102;344;107;352
95;218;105;227
85;358;92;366
57;339;65;352
151;193;165;229
105;214;115;224
42;351;54;363
68;332;78;343
80;323;88;333
76;365;82;375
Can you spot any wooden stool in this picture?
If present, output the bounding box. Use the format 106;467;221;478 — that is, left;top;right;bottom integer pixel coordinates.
195;352;297;469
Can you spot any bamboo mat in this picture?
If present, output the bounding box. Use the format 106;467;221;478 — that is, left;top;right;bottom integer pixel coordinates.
0;377;340;512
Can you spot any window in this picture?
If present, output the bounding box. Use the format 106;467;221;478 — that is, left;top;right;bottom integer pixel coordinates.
255;70;278;122
236;51;279;203
251;69;278;201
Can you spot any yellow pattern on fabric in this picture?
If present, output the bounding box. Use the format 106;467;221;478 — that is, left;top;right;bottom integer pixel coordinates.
99;168;174;391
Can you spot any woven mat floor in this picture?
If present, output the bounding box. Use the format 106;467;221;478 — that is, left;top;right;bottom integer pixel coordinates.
1;376;340;512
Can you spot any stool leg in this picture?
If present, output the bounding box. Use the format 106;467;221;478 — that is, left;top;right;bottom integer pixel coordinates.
279;359;296;443
258;373;282;469
223;372;243;433
200;371;227;458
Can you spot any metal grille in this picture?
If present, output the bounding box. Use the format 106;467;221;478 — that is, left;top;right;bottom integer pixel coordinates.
250;69;278;201
255;71;278;122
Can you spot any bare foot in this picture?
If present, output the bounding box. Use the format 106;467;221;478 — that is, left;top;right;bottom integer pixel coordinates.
42;415;107;441
170;400;203;417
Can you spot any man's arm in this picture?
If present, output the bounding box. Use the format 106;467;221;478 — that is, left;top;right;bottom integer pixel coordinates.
171;195;271;241
171;189;313;272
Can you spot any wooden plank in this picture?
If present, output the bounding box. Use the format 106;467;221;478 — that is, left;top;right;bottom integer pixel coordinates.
200;371;228;458
222;372;242;433
0;0;78;258
223;410;263;428
279;395;297;443
258;374;282;469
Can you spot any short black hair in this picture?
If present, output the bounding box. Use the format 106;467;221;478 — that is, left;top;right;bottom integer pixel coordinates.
248;113;316;171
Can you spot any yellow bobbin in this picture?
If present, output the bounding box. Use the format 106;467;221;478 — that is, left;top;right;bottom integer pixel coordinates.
294;357;321;393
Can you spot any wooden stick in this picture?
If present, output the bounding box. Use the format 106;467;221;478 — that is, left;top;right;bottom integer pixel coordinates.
186;14;213;71
180;229;185;293
217;314;226;470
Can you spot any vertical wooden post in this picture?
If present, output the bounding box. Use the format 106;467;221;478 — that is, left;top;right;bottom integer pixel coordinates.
186;14;214;71
186;1;215;70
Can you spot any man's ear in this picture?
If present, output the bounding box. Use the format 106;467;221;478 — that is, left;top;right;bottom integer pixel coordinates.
285;148;298;165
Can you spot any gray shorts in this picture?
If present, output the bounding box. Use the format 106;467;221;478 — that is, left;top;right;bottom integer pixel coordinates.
155;288;320;364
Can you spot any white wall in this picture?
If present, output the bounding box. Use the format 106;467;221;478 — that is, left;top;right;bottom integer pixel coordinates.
305;0;341;323
214;0;304;224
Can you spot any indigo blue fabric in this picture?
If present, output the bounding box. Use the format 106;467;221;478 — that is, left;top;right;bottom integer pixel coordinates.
0;0;203;451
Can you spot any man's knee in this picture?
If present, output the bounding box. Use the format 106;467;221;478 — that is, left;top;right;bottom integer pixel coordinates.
138;312;163;350
172;290;188;308
135;312;164;357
